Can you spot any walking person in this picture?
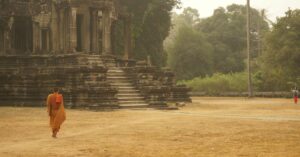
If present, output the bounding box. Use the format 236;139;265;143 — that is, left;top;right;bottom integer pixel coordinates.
46;87;66;138
292;87;299;104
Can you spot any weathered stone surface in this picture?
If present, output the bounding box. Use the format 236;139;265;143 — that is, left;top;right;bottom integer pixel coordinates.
0;54;118;108
122;62;192;106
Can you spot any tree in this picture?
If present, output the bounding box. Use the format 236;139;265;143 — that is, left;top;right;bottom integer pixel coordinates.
115;0;180;67
258;9;300;90
166;8;213;80
165;5;269;80
197;4;269;73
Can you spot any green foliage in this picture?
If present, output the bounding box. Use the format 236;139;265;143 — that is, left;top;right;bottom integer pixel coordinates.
258;9;300;91
166;8;214;80
165;4;269;81
168;25;213;80
179;72;248;95
197;4;269;73
116;0;180;67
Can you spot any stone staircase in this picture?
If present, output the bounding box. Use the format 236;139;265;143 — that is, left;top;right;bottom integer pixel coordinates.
107;67;149;109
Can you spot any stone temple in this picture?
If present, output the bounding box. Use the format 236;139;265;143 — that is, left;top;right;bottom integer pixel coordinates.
0;0;191;109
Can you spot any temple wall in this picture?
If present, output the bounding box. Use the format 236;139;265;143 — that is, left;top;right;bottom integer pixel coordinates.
0;54;118;108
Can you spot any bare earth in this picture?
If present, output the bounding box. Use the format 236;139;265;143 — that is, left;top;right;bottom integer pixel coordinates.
1;97;300;157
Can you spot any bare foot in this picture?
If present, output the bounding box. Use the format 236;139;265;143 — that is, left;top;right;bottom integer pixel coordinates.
52;133;57;138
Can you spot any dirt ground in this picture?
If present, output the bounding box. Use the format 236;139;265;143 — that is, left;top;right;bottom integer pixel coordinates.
1;97;300;157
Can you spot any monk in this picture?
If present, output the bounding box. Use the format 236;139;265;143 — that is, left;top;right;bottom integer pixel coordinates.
46;88;66;138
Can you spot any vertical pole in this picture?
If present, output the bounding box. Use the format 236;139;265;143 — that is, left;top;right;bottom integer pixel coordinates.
247;0;253;97
257;10;261;57
258;9;264;57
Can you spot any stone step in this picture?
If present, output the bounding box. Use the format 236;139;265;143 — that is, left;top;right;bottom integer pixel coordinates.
107;70;125;73
108;67;121;70
118;91;141;95
108;78;133;81
119;99;146;102
106;67;151;107
107;76;129;79
110;81;135;85
118;96;145;100
112;86;135;88
107;70;124;73
119;100;148;105
106;73;127;77
119;104;149;109
117;87;137;90
117;93;142;97
111;82;133;85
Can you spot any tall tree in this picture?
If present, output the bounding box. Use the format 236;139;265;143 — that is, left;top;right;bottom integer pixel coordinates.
197;4;269;73
166;8;213;80
116;0;180;67
258;9;300;90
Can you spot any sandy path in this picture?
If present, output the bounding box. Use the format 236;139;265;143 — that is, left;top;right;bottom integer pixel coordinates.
1;97;300;157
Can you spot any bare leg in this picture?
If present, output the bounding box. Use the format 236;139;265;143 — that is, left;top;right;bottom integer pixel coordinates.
52;129;58;138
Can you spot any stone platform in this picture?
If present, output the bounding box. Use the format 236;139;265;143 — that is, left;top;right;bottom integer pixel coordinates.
0;54;191;109
0;54;118;108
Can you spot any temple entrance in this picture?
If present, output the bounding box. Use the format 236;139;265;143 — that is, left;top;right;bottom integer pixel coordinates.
12;17;33;54
76;14;83;52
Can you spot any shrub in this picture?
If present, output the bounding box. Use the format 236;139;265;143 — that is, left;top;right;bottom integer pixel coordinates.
179;72;248;95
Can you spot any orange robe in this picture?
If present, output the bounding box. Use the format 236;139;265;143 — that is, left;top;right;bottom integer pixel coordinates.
47;93;66;132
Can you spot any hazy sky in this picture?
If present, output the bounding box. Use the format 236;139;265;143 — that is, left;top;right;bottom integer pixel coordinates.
176;0;300;22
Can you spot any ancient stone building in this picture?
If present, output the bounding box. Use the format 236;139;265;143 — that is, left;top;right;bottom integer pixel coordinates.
0;0;191;109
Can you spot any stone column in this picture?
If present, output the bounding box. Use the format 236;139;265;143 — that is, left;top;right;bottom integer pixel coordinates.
98;11;103;54
123;17;132;60
4;16;14;54
69;7;77;52
59;9;64;51
51;4;59;53
3;30;8;54
102;9;112;55
91;10;99;53
83;9;91;52
32;22;38;54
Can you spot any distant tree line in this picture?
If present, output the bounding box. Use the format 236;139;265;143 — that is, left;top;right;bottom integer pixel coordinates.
165;5;300;92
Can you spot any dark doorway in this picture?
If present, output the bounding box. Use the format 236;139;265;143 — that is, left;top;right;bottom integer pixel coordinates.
41;29;48;51
12;16;33;53
76;14;83;52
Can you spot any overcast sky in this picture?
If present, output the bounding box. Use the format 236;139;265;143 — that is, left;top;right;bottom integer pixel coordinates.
175;0;300;22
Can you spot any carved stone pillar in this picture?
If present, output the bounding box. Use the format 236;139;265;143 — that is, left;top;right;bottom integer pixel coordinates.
3;29;9;54
32;22;40;54
51;5;59;53
102;9;112;55
91;9;99;53
59;9;65;51
5;16;13;54
123;17;132;60
98;11;103;54
69;7;77;52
